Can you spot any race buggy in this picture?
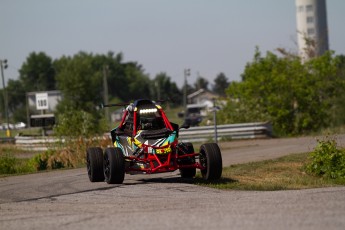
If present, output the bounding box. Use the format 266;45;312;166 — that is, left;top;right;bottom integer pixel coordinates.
86;99;222;184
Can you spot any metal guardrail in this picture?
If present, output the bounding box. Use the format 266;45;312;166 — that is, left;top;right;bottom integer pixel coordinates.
0;137;15;144
178;122;272;142
14;136;61;151
13;122;272;150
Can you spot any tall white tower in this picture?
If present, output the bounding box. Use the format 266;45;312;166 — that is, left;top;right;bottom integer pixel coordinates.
295;0;329;60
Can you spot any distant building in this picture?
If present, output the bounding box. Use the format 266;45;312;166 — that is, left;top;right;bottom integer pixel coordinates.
295;0;329;60
26;90;62;128
27;90;62;114
187;88;218;108
180;89;219;126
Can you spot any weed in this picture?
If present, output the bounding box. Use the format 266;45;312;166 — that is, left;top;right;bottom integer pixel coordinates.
0;153;17;174
305;137;345;179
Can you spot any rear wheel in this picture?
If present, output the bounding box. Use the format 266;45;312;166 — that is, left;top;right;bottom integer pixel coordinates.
86;147;104;182
179;142;196;178
199;143;222;180
104;147;125;184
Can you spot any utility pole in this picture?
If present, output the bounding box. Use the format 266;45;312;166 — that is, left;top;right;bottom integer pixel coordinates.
155;80;161;101
103;65;109;126
213;98;218;144
183;68;190;120
0;59;10;137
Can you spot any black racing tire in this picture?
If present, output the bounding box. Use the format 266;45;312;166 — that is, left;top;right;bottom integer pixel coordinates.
179;142;196;178
199;143;222;180
86;147;105;182
103;147;125;184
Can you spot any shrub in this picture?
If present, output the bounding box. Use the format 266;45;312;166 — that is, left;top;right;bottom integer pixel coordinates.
27;136;112;171
54;110;95;137
305;138;345;179
28;150;70;170
0;153;36;175
0;153;17;174
54;109;107;138
28;151;53;171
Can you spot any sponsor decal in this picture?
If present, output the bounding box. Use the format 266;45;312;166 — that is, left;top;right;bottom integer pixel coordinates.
156;146;172;154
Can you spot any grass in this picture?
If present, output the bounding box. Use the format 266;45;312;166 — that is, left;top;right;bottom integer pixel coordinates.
0;144;40;175
0;144;36;155
0;137;112;177
2;137;345;190
0;127;42;138
194;152;345;190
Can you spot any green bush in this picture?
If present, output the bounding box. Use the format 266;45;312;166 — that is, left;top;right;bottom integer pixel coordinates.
305;138;345;179
0;153;17;174
28;150;66;171
27;152;51;171
54;109;107;138
0;153;36;175
26;137;112;171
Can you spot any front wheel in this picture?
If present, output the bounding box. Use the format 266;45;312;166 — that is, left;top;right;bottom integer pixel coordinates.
199;143;222;180
103;147;125;184
178;142;196;178
86;147;105;182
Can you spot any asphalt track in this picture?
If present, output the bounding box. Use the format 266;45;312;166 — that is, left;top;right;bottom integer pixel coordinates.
1;135;345;230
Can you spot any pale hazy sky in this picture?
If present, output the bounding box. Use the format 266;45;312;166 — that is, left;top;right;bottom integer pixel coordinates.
1;0;345;87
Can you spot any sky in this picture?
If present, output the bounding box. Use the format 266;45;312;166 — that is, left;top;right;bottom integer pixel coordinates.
1;0;345;88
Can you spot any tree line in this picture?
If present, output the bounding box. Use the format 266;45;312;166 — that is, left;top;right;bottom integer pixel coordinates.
0;51;229;135
2;47;345;137
218;47;345;136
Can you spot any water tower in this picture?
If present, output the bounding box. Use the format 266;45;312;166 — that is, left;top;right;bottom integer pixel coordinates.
295;0;329;60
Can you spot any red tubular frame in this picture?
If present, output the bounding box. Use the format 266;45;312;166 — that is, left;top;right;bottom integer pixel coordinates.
118;110;128;129
159;107;173;131
116;101;205;174
124;140;205;174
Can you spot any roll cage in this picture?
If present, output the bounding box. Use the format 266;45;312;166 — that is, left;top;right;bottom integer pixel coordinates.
111;99;178;142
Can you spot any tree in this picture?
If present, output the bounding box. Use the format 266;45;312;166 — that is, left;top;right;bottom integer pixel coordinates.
19;52;56;91
6;79;26;122
218;48;343;136
2;52;56;122
54;52;105;135
0;90;4;122
97;52;128;101
212;72;229;96
332;55;345;126
55;52;102;113
94;52;153;102
124;62;152;101
152;72;182;104
194;76;209;90
301;52;344;130
53;51;154;136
